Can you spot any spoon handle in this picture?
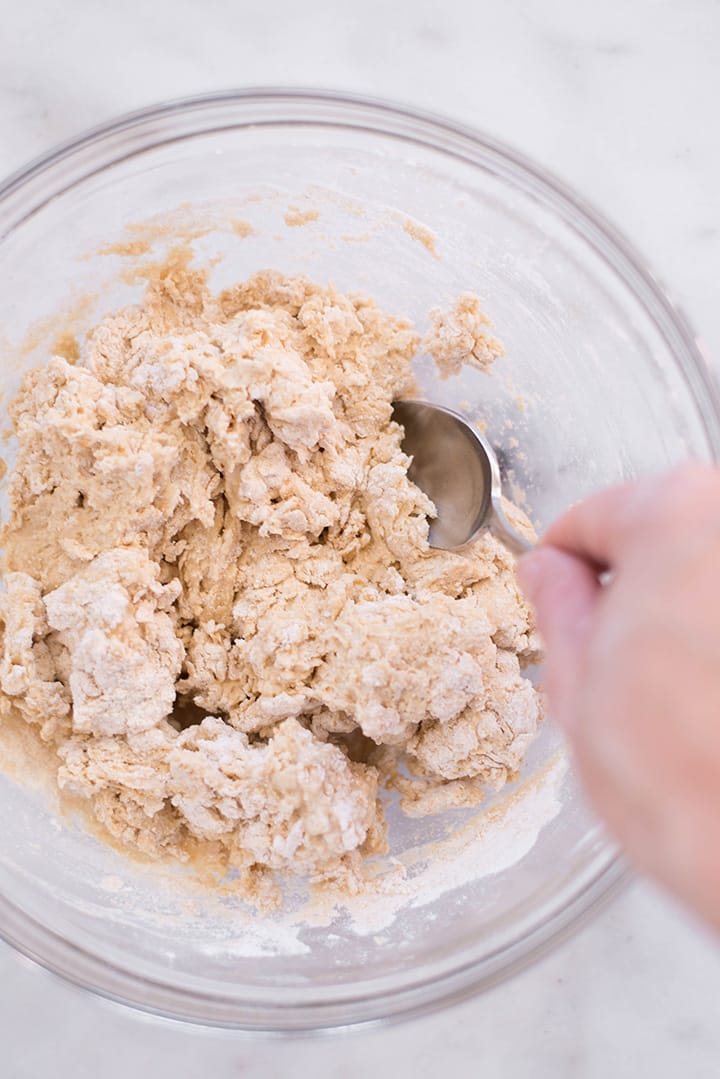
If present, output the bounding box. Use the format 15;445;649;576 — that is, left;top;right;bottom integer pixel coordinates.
490;500;534;557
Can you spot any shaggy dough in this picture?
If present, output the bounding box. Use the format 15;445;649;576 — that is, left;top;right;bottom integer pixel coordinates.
0;251;541;899
424;291;505;379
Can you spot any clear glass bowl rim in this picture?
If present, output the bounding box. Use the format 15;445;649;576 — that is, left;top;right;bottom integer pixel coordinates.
0;88;717;1033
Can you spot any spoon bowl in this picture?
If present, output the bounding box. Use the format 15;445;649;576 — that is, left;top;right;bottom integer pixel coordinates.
392;399;532;554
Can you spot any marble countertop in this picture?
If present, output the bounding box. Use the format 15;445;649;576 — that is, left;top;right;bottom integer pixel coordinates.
1;0;719;1075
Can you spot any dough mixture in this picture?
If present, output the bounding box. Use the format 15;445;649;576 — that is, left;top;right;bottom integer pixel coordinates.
0;252;541;902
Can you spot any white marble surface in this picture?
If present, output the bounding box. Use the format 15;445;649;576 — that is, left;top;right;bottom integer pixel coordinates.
1;0;719;1074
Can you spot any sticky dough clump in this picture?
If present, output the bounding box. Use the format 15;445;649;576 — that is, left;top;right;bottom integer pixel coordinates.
0;252;541;901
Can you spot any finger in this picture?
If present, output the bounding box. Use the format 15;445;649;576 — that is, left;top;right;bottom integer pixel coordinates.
517;546;600;732
541;481;642;570
543;464;720;570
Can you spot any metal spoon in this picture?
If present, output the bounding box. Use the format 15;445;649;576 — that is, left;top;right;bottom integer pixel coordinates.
392;399;532;554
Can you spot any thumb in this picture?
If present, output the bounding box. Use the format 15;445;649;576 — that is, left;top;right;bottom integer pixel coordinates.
517;547;601;732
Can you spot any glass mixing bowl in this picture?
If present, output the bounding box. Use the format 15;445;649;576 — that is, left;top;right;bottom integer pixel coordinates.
0;90;718;1032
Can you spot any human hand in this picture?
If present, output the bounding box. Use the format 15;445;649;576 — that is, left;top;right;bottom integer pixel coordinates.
518;463;720;929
